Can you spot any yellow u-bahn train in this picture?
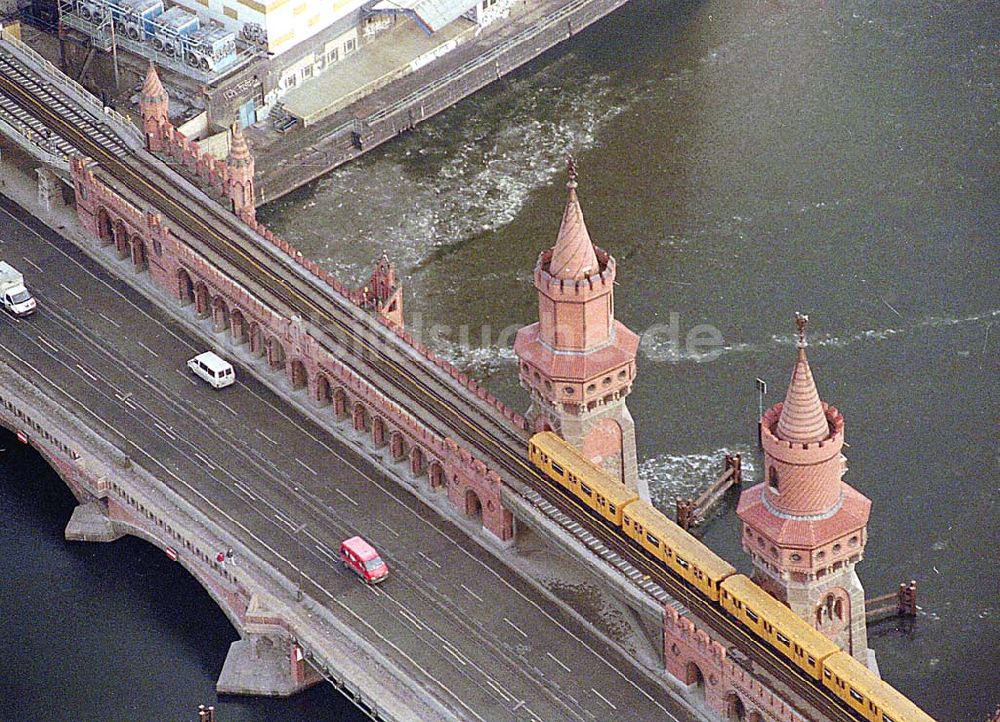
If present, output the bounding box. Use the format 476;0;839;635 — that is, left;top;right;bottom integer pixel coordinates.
528;431;935;722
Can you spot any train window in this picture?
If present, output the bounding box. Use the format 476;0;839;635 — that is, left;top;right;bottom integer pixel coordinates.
608;504;617;515
824;670;832;679
807;656;815;666
665;549;673;557
551;462;564;475
776;632;790;646
849;688;863;703
676;556;689;569
646;532;660;546
623;515;632;526
745;609;758;622
580;483;592;496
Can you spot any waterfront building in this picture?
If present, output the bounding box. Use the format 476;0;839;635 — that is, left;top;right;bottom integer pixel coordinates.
737;314;874;666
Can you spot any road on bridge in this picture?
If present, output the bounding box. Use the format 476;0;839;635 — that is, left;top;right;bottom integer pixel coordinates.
0;192;699;722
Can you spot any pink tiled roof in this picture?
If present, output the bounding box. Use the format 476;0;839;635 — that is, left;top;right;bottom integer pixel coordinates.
141;62;167;104
776;347;830;443
227;123;252;169
737;482;871;547
548;181;600;281
514;321;639;379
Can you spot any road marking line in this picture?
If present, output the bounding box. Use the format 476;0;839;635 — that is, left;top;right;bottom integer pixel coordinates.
547;652;571;673
591;688;617;710
335;488;358;506
256;428;277;445
59;282;82;300
75;363;98;381
314;543;339;562
273;513;296;531
503;617;527;638
377;520;399;537
97;312;121;328
193;452;217;471
136;340;160;357
460;584;483;602
233;481;257;500
295;457;318;475
21;256;43;273
36;335;59;353
175;368;198;385
418;551;441;569
398;607;424;630
217;399;237;415
153;422;176;441
485;678;512;702
440;641;467;666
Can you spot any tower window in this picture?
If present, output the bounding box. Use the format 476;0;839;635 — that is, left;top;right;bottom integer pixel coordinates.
563;386;575;395
769;466;779;491
849;536;858;546
790;553;802;562
833;543;842;553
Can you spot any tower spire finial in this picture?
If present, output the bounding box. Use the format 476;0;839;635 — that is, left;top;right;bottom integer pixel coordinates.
566;155;578;189
795;311;809;349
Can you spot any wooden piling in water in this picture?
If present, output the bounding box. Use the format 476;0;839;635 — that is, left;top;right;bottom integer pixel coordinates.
675;454;742;531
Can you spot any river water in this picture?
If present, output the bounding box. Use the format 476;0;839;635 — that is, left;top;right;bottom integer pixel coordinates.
2;0;995;720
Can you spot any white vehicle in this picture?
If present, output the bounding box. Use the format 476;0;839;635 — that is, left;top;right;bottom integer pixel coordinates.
0;262;36;317
187;351;235;388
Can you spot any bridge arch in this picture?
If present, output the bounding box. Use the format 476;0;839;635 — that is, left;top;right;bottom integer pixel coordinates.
96;206;113;245
724;692;746;721
212;296;230;333
114;218;131;261
266;336;285;370
332;387;348;419
177;268;194;305
248;322;265;357
389;431;405;461
410;446;425;476
371;416;386;447
352;402;368;432
428;461;444;490
230;308;247;345
464;489;483;521
685;661;705;701
314;373;332;406
194;281;210;317
132;238;148;272
289;358;307;390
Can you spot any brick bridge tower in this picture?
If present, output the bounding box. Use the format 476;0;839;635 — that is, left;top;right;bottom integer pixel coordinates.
138;62;169;153
514;159;646;499
226;123;256;225
737;314;873;666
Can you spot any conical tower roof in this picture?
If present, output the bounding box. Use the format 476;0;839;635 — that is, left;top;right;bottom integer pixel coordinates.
775;314;831;444
141;62;167;105
549;158;600;280
227;123;252;169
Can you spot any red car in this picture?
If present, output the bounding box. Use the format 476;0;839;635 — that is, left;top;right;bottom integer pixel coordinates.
339;536;389;584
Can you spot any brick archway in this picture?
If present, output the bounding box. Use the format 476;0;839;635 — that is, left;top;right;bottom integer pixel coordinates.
333;388;348;419
352;402;368;432
132;238;148;272
410;446;425;476
428;461;444;490
177;268;194;305
289;358;307;389
390;431;404;461
96;206;113;245
685;661;705;701
212;296;230;332
114;218;131;261
371;416;386;446
315;373;332;406
249;322;265;357
464;488;483;520
230;308;247;344
194;281;210;317
266;336;286;370
725;692;746;721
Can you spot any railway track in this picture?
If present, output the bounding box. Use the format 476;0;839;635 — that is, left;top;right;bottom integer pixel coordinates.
0;57;863;721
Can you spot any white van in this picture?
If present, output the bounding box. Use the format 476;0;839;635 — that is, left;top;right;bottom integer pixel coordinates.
187;351;235;388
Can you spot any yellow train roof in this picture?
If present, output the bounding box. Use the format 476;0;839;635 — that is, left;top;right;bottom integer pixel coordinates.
722;575;841;658
823;651;937;722
624;499;736;579
530;432;638;507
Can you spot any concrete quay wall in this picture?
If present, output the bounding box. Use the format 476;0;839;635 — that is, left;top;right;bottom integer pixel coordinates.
0;361;459;722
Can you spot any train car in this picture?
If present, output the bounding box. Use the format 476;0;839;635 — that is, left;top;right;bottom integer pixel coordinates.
719;575;839;680
528;432;638;526
822;651;936;722
621;499;736;601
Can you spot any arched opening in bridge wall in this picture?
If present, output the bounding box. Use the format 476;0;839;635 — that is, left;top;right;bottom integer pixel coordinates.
410;447;425;476
333;388;348;419
194;281;210;317
315;373;332;406
248;323;265;358
352;403;368;433
289;358;307;390
464;489;483;521
371;417;386;447
132;239;148;272
97;207;113;246
266;337;285;371
390;432;404;461
230;309;247;345
428;462;444;490
177;269;194;306
114;219;130;261
685;661;705;702
212;297;230;333
725;692;746;721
